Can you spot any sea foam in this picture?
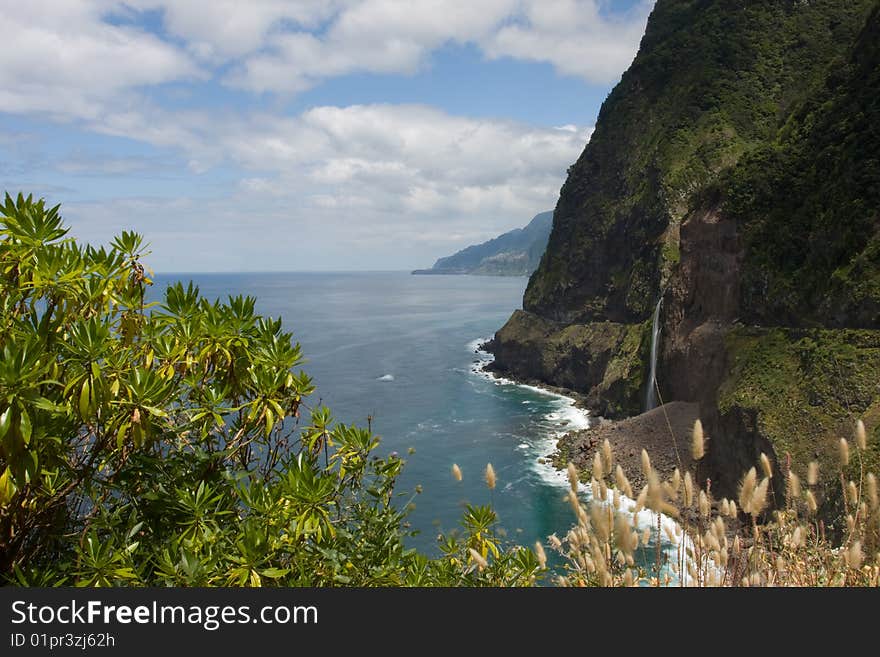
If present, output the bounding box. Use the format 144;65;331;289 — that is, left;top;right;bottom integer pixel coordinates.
466;336;691;583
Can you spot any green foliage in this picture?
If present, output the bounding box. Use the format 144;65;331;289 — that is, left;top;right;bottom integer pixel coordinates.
719;326;880;527
0;193;544;587
525;0;876;323
721;4;880;327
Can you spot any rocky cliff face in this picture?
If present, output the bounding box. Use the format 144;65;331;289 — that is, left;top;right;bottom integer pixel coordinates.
489;0;880;512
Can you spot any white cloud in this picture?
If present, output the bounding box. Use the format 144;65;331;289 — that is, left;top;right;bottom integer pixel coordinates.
0;0;201;121
97;102;589;192
126;0;346;60
226;0;651;93
484;0;654;83
56;152;167;176
54;103;590;269
219;104;591;218
0;0;651;269
0;1;653;120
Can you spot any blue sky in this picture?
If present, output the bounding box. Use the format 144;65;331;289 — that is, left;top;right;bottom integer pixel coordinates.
0;0;654;271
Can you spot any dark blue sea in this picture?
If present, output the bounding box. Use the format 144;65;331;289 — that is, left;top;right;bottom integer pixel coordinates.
152;271;590;558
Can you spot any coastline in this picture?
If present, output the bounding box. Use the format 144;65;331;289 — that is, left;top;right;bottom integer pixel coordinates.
471;336;713;580
470;337;690;544
474;338;700;493
474;338;593;412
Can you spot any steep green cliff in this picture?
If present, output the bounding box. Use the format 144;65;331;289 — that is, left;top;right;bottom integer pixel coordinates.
695;2;880;509
723;5;880;328
526;0;875;323
489;0;880;511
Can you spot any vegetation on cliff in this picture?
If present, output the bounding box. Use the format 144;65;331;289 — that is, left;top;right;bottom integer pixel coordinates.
526;0;876;323
697;3;880;511
490;0;880;526
721;4;880;327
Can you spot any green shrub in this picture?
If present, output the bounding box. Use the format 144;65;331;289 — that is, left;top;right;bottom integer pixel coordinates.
0;193;541;587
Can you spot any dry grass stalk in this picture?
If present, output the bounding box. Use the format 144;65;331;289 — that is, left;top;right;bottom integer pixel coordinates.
544;415;879;588
760;453;773;479
468;548;488;570
856;420;867;451
567;462;579;492
535;541;548;569
485;463;496;490
692;420;705;461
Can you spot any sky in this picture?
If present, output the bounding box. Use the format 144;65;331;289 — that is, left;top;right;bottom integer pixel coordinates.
0;0;655;271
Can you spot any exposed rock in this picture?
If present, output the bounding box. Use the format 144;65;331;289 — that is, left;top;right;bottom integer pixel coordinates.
554;402;702;494
486;310;647;418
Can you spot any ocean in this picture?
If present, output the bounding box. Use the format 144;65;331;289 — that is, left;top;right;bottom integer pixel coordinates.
152;271;672;572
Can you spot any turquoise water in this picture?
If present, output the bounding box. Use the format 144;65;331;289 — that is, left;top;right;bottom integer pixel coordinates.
152;271;589;557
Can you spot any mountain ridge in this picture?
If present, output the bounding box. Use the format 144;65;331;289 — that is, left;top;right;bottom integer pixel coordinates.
412;211;552;276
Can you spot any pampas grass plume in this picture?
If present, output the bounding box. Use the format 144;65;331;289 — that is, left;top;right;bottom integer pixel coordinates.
615;465;632;498
641;449;652;476
593;452;604;481
847;480;859;507
692;419;705;460
485;463;496;490
739;467;757;514
684;471;694;507
839;438;850;467
567;462;579;492
699;490;710;518
806;490;818;515
534;541;547;569
760;453;772;479
856;419;867;451
788;472;801;499
867;473;878;510
468;548;488;570
846;541;863;570
602;439;613;475
751;477;769;517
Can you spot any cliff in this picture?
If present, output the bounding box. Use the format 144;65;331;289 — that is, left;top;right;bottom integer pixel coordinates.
488;0;880;518
412;211;552;276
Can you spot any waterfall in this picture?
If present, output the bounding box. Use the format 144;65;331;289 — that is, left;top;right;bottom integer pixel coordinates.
645;297;663;411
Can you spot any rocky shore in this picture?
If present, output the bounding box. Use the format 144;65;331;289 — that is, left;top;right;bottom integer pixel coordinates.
552;401;703;493
476;341;705;495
